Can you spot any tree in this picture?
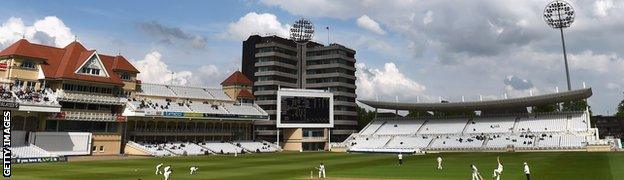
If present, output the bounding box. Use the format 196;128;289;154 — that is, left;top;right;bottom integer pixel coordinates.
532;103;559;113
356;106;377;130
407;110;433;118
562;100;591;115
616;98;624;117
434;110;476;117
562;100;586;111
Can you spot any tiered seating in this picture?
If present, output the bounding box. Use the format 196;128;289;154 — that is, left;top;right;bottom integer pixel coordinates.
429;135;485;150
374;120;425;135
133;142;174;156
133;98;191;112
385;136;433;149
57;91;124;105
165;102;192;112
464;117;516;134
14;88;59;106
359;120;384;135
516;115;566;132
190;103;229;114
129;98;265;116
234;141;279;152
485;134;535;149
347;111;593;152
349;136;392;150
200;142;243;154
0;85;13;101
131;141;280;157
169;86;213;99
140;84;176;97
162;142;186;155
536;135;560;149
161;142;211;155
182;143;213;155
139;84;231;101
10;145;56;158
205;89;231;100
419;118;468;134
224;104;264;116
560;135;586;149
569;113;589;132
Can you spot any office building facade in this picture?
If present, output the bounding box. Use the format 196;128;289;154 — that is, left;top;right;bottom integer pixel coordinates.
242;35;357;142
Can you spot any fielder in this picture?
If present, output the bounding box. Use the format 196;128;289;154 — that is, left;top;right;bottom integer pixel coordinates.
316;163;326;178
523;162;531;180
492;156;504;180
163;165;172;180
397;153;403;166
436;156;443;170
155;163;163;175
471;164;483;180
190;166;199;175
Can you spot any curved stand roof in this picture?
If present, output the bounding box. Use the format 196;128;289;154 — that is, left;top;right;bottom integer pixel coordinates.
359;88;592;111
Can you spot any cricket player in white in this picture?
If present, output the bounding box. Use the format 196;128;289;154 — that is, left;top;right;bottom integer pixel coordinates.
317;163;326;178
436;156;443;170
398;153;403;165
155;163;163;175
163;165;172;180
492;156;503;180
523;162;531;180
471;164;482;180
189;166;199;174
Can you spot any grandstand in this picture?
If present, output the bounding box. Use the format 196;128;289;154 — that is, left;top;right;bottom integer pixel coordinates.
0;39;276;161
345;88;609;153
122;73;272;156
125;140;278;157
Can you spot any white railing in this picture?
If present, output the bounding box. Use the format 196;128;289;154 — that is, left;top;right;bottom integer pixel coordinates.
57;91;126;105
50;111;121;122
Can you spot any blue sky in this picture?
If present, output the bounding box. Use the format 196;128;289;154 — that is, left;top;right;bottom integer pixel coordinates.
1;0;623;115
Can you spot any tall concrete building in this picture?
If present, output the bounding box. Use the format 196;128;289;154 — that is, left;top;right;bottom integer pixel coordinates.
242;35;357;142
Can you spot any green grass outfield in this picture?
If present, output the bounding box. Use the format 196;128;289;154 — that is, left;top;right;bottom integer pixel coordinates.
11;152;624;179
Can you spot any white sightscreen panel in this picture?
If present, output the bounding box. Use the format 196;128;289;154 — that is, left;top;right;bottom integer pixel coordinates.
30;132;92;156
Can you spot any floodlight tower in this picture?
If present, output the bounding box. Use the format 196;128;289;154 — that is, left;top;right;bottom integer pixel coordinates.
290;18;315;89
544;0;575;91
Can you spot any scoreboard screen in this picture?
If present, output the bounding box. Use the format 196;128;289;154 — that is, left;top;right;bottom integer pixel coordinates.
280;96;330;124
276;89;334;128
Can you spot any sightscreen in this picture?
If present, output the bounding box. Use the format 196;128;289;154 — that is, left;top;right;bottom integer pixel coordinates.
279;96;330;124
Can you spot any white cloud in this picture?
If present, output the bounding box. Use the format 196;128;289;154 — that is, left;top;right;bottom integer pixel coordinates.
188;64;230;86
594;0;614;17
356;15;386;35
221;12;290;40
356;62;425;100
133;51;231;87
0;16;74;48
260;0;359;19
503;75;538;98
353;35;394;53
133;51;193;85
606;82;621;90
260;0;624;114
568;50;624;73
137;21;207;49
423;11;434;25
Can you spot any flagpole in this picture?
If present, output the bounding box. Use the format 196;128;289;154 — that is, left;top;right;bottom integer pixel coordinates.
326;26;330;46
